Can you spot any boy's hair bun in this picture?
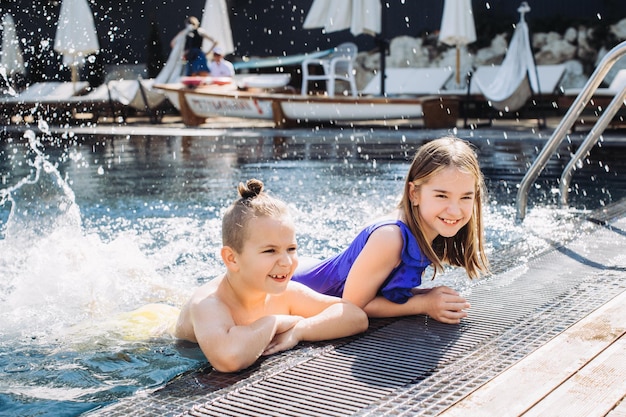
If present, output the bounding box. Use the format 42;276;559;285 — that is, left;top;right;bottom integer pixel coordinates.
238;178;264;199
224;178;289;252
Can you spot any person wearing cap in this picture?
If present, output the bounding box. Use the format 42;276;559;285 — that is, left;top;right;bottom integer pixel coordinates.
171;16;216;76
209;46;235;77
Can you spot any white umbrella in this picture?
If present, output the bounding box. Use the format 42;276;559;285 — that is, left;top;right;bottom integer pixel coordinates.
303;0;381;36
303;0;385;93
1;14;25;78
200;0;235;55
53;0;99;86
439;0;477;85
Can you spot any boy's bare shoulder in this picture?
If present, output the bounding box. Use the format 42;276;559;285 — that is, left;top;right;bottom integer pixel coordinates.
189;278;222;307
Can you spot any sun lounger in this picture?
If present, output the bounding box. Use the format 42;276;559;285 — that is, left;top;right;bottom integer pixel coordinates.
440;64;566;127
360;67;454;96
108;79;170;123
442;64;566;97
557;69;626;128
0;81;89;122
563;69;626;101
53;81;131;122
56;79;171;123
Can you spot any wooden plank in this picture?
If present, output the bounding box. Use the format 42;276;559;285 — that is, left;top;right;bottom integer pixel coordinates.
438;290;626;417
523;335;626;417
607;395;626;417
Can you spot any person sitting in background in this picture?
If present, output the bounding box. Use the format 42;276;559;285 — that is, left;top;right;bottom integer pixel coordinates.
171;16;216;76
208;46;235;77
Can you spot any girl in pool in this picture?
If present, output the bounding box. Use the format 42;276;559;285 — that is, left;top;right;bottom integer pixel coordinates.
293;136;490;324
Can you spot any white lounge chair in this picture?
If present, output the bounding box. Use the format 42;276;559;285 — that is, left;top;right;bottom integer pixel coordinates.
558;68;626;127
442;64;566;97
0;81;89;121
561;68;626;98
301;42;358;97
54;81;132;122
360;67;454;96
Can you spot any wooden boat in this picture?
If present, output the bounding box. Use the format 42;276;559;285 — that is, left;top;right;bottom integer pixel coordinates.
155;76;459;128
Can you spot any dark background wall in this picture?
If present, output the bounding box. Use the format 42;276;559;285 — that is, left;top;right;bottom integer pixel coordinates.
1;0;624;83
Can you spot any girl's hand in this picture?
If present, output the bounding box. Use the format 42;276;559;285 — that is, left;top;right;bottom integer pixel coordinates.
420;286;470;324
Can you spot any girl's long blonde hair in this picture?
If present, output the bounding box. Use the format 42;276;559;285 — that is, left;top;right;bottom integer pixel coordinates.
399;137;489;279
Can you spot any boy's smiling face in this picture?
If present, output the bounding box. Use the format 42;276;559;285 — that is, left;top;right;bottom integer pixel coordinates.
236;214;299;294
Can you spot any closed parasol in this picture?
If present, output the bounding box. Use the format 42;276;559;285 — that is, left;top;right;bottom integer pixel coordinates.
439;0;477;85
200;0;235;56
1;14;25;80
303;0;381;36
53;0;99;87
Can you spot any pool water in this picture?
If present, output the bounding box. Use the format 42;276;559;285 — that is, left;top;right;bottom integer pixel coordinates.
0;126;624;416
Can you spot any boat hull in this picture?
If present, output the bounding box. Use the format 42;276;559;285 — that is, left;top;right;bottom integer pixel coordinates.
185;91;275;120
280;100;423;122
155;83;457;128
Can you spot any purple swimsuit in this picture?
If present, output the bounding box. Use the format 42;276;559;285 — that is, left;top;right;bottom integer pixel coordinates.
292;219;432;304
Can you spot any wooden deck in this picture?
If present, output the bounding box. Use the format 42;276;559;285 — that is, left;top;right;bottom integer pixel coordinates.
439;290;626;417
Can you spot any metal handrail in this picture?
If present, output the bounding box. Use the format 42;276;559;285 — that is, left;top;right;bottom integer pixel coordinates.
559;87;626;205
516;40;626;220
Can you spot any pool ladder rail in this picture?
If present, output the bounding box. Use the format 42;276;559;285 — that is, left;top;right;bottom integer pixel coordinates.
516;40;626;220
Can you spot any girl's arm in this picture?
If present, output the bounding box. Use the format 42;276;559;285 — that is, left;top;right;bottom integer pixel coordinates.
363;286;470;324
342;225;405;307
341;225;470;323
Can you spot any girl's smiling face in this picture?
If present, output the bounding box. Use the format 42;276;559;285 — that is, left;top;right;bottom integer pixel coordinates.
409;166;476;243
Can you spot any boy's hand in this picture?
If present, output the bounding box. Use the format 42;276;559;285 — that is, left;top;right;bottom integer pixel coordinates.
262;327;299;356
273;314;302;334
262;315;303;356
419;286;470;324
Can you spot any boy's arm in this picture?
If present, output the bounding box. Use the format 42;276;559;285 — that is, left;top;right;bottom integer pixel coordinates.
263;283;368;355
191;298;300;372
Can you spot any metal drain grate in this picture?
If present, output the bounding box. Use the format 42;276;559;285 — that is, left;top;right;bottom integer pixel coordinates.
88;213;626;417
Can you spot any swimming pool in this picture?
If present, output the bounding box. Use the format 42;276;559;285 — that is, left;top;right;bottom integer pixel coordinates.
1;125;625;416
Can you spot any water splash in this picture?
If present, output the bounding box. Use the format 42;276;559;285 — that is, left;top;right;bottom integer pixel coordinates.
0;131;187;342
1;130;80;241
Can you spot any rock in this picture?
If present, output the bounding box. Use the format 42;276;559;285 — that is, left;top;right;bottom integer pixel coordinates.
388;36;430;68
560;60;587;89
350;16;623;92
576;26;597;62
535;38;577;64
474;33;508;66
610;18;626;40
564;27;577;43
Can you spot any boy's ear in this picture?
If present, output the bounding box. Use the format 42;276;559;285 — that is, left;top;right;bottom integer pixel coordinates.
221;246;239;272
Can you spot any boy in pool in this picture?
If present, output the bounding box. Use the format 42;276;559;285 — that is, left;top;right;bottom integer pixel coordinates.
173;179;368;373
